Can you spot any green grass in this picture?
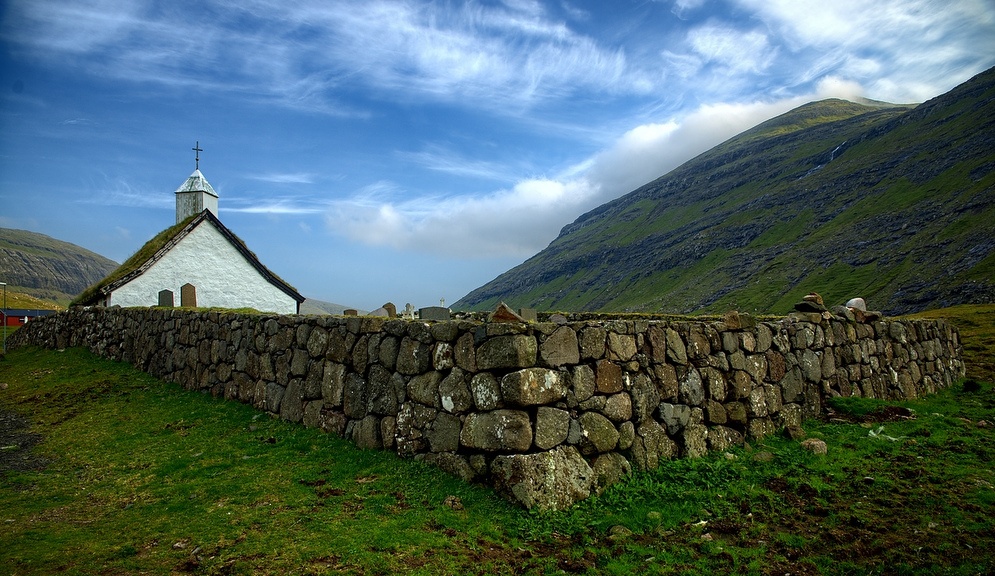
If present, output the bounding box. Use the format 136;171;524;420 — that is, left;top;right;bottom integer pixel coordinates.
2;305;994;574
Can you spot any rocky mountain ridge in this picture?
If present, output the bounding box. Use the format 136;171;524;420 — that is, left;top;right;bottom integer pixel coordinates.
455;67;995;315
0;228;119;304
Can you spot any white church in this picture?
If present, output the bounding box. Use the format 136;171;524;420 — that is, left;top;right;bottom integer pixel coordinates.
76;145;305;314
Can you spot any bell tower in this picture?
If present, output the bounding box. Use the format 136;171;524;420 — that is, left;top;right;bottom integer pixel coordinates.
175;141;219;223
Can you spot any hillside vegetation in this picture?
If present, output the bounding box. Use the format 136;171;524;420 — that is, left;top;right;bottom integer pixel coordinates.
456;68;995;315
0;228;118;305
1;304;993;574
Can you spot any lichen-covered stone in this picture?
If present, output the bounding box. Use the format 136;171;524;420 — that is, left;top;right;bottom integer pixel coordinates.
460;410;533;452
577;411;619;455
501;368;568;406
592;452;632;495
439;368;472;413
470;372;502;410
541;326;580;367
595;359;623;393
491;446;593;510
630;420;678;470
476;335;538;370
535;406;570;450
607;333;637;361
603;393;633;422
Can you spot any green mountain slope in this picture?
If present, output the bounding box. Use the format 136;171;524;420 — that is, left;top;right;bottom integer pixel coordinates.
0;228;119;304
455;68;995;315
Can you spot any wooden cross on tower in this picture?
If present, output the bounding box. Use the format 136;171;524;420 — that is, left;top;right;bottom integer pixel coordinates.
192;141;203;170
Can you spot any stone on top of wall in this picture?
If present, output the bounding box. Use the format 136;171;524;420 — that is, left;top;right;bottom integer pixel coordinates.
8;305;965;510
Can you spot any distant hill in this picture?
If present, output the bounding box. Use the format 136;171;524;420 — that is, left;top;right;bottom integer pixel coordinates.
299;298;366;316
0;228;119;305
455;67;995;316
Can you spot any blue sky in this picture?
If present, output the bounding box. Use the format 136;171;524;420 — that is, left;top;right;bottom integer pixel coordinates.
2;0;993;311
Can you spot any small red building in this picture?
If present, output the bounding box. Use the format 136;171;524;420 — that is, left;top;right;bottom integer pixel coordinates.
2;309;57;327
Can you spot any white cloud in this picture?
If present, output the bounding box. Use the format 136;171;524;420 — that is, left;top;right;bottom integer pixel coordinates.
247;172;316;184
323;89;862;258
735;0;995;102
687;25;775;74
398;146;517;182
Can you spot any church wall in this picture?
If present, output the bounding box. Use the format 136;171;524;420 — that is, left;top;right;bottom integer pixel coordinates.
108;221;297;314
10;307;965;510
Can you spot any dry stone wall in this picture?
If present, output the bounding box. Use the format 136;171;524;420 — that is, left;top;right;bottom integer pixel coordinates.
10;307;964;509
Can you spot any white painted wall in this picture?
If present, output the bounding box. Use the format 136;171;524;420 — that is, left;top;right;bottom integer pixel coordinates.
108;221;298;314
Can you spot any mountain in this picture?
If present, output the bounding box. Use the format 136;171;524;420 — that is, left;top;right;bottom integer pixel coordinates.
0;228;119;304
299;298;367;316
455;68;995;316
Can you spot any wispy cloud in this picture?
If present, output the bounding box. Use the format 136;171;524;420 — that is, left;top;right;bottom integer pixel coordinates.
75;175;171;209
397;146;517;182
323;80;868;259
246;172;316;184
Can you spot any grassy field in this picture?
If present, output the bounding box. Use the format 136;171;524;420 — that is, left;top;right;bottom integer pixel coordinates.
1;306;993;575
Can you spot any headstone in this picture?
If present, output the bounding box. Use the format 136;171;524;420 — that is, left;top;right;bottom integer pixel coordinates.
382;302;397;318
344;309;358;316
403;303;416;319
845;297;867;312
180;283;197;308
369;307;390;317
490;302;524;323
419;306;451;321
518;308;538;322
158;289;174;307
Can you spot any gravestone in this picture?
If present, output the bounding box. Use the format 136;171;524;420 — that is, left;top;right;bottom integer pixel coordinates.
419;306;451;321
180;283;197;308
518;308;538;322
158;289;174;307
344;309;358;316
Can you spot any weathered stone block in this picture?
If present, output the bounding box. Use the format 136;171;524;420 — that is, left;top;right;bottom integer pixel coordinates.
501;368;568;406
491;446;593;510
433;342;454;371
607;333;637;361
367;364;400;415
603;393;633;422
439;368;472;413
343;373;367;419
591;452;632;495
579;326;607;360
322;361;346;408
280;379;304;423
707;425;744;451
535;406;570;450
647;325;667;362
470;372;502;410
454;331;477;372
397;337;433;375
629;373;660;423
678;368;705;406
377;336;399;371
595;359;623;393
352;415;383;449
426;412;461;453
630;419;678;470
666;328;688;364
571;364;596;404
407;371;443;408
476;335;537;370
577;411;619;455
460;410;533;452
540;326;580;367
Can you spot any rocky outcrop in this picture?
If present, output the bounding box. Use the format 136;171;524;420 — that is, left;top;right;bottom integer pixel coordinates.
10;307;965;509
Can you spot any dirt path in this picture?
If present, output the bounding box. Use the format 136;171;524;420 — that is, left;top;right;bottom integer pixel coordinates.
0;409;48;476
